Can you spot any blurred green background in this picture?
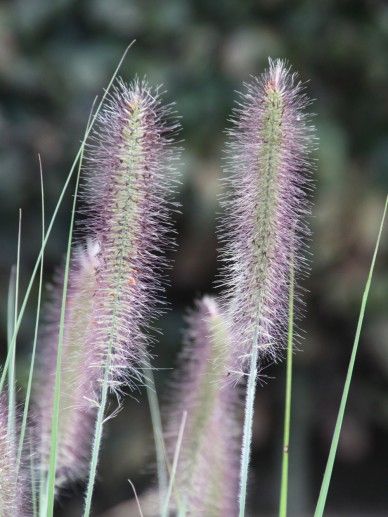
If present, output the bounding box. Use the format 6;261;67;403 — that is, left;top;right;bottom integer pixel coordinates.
0;0;387;515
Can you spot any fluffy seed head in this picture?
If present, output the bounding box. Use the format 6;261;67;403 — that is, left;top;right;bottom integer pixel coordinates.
35;240;101;486
165;297;240;516
219;59;315;377
81;78;180;390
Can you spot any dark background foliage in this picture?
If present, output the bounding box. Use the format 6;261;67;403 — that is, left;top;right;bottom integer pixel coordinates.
0;0;387;515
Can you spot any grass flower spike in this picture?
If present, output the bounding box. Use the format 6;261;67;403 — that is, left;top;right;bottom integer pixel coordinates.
82;79;180;514
165;297;240;516
220;59;315;515
82;78;180;391
221;59;314;376
35;240;100;486
0;394;22;515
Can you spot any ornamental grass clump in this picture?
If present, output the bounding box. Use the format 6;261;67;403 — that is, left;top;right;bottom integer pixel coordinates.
164;297;240;516
5;50;385;517
34;240;100;487
219;59;315;514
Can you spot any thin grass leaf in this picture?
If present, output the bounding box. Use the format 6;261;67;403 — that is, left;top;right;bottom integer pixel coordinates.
8;209;22;440
6;266;16;383
314;195;388;517
17;156;45;477
45;104;95;516
162;411;187;517
279;257;295;517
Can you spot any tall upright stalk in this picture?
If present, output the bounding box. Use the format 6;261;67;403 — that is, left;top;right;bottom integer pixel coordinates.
279;259;295;516
82;78;179;515
217;60;314;515
239;342;259;517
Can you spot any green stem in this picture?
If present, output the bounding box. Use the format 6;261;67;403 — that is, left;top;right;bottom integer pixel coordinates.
145;363;168;512
314;195;387;517
279;260;295;517
83;353;112;517
239;341;259;517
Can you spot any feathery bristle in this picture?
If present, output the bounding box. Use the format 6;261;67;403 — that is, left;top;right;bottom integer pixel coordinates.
219;59;315;378
0;394;21;515
81;78;180;391
35;240;101;486
165;297;240;516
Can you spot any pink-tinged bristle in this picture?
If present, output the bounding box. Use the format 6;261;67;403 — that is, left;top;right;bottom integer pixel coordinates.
35;240;101;486
219;59;315;378
80;78;180;391
164;297;240;516
0;394;21;514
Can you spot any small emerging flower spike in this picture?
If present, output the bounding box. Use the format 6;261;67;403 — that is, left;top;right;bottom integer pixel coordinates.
165;297;240;516
220;59;315;376
0;394;21;515
35;241;101;486
81;78;180;391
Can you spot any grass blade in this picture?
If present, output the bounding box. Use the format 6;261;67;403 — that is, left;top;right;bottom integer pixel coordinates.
6;266;16;375
17;156;45;476
162;411;187;517
279;258;295;517
45;97;98;516
8;209;22;439
314;195;388;517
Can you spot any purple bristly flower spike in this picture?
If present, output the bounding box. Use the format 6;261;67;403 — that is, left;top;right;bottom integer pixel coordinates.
35;240;101;486
0;394;21;515
165;296;240;516
219;59;315;378
81;78;180;391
